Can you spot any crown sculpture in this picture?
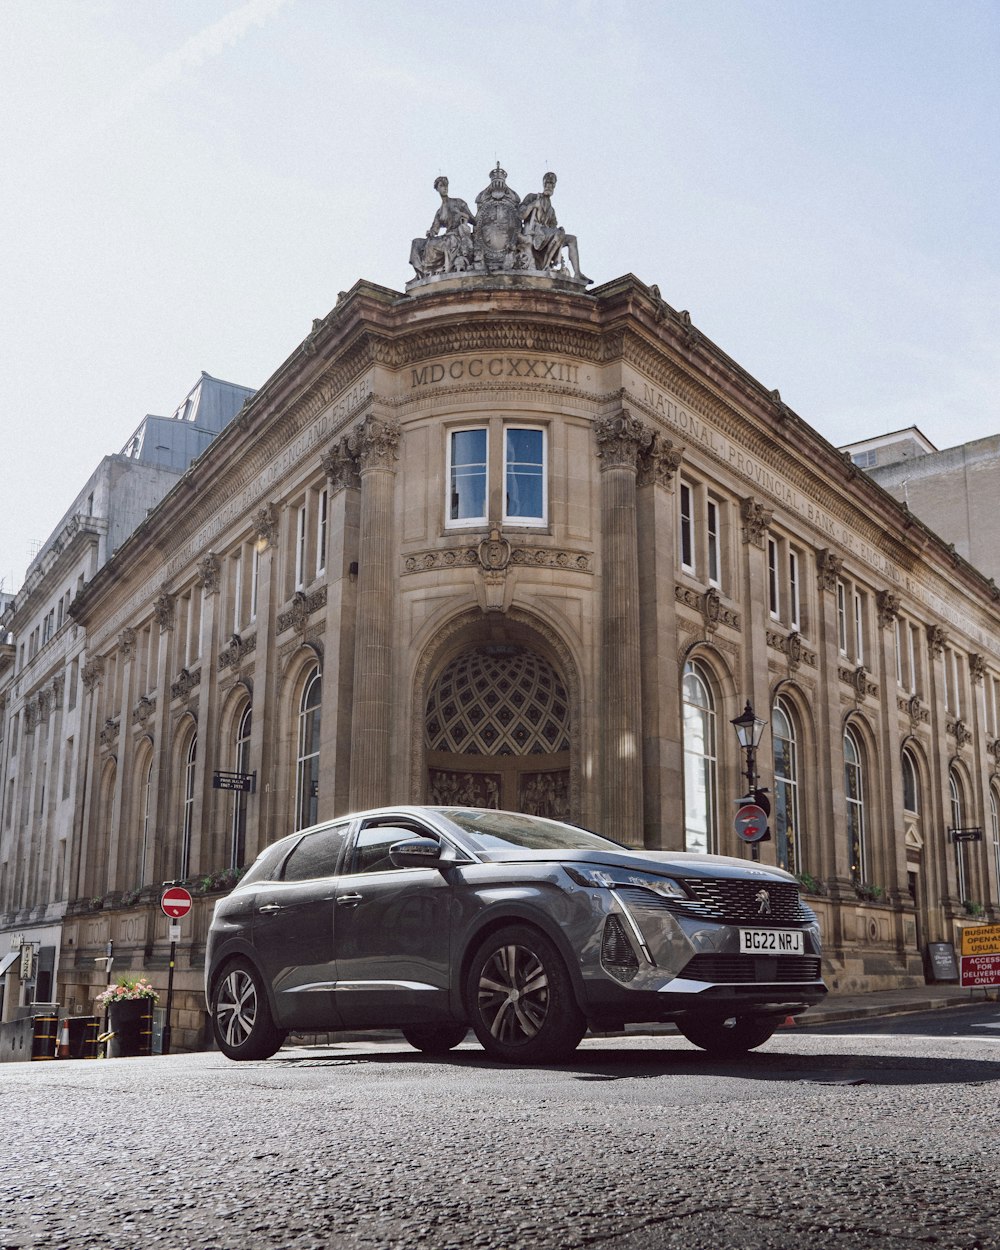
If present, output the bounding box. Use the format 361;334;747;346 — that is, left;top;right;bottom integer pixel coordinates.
408;164;591;287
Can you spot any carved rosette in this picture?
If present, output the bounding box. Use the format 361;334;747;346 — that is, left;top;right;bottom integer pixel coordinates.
252;504;278;548
970;654;987;685
152;588;176;633
118;626;137;659
170;667;200;701
322;439;361;493
81;658;105;692
927;625;947;658
876;590;901;628
351;415;401;473
817;549;843;593
594;410;654;471
636;431;684;488
740;497;773;549
197;552;221;596
132;695;156;726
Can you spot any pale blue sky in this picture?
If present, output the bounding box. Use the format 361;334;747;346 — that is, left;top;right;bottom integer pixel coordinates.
2;0;997;590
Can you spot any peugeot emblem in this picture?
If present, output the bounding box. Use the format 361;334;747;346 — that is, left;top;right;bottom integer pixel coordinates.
756;888;771;916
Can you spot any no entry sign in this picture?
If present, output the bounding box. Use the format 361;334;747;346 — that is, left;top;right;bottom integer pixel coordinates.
734;804;769;843
160;886;193;919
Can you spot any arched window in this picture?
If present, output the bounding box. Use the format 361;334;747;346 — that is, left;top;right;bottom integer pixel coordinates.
180;733;197;878
138;754;154;885
772;698;799;873
844;726;867;884
682;661;716;854
902;750;920;815
949;770;968;902
230;703;252;868
991;788;999;907
295;668;322;831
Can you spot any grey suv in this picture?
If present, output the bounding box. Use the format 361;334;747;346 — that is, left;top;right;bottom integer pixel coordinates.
205;806;825;1063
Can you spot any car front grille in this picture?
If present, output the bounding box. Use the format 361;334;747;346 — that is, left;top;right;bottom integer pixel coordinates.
679;954;822;984
617;879;814;926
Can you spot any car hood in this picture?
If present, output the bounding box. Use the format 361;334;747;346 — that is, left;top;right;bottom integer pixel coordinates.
473;846;797;883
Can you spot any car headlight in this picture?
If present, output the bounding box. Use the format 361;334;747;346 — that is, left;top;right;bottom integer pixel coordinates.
565;866;689;898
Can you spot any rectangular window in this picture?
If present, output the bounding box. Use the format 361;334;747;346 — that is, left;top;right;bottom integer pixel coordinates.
250;545;260;623
62;742;73;801
894;619;904;687
232;550;244;634
767;538;779;618
706;499;720;586
295;505;307;590
853;591;865;665
788;549;800;630
837;582;848;655
503;427;546;525
679;482;694;571
316;487;329;575
447;427;488;526
68;658;79;710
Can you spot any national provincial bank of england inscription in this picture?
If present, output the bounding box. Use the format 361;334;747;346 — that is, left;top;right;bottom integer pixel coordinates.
411;356;580;388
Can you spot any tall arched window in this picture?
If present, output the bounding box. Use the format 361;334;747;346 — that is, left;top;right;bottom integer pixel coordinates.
138;754;154;885
844;726;867;884
902;750;920;815
180;733;197;878
991;788;999;907
296;668;322;831
949;770;967;902
682;661;716;854
230;703;252;868
772;698;799;873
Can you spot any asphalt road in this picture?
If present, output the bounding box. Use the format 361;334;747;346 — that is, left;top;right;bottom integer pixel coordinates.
2;1012;998;1250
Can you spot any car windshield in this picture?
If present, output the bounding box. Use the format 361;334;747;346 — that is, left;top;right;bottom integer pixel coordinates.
441;809;623;853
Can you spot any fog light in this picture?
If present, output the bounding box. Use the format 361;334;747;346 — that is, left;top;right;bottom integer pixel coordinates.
601;915;640;983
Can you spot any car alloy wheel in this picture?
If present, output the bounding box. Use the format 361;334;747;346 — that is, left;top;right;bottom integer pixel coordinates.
212;958;285;1061
466;924;586;1063
676;1014;778;1057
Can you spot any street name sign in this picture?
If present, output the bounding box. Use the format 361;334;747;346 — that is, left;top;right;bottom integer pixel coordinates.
160;886;193;919
960;924;1000;988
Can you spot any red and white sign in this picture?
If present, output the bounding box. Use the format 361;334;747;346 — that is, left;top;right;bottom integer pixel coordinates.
734;804;769;843
160;886;193;919
960;954;1000;988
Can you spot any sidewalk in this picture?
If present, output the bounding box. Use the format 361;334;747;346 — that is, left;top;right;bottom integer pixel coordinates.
786;981;995;1028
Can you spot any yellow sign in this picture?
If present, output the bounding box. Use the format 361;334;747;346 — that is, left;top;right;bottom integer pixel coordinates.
960;924;1000;956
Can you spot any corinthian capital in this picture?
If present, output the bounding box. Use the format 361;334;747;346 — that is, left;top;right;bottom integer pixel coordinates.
350;415;401;472
594;409;654;470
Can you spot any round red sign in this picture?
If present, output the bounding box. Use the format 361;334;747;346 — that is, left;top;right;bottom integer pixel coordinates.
734;804;769;843
160;886;193;918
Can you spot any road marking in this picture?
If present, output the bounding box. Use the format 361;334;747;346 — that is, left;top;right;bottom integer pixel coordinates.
970;1022;1000;1029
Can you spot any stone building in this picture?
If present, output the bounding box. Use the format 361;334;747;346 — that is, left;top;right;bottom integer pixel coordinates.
16;166;1000;1047
0;373;254;1021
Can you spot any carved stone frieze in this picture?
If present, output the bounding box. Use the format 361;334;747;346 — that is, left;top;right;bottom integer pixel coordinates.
740;496;773;548
152;588;176;633
99;717;120;749
817;549;843;593
171;668;200;701
594;409;653;470
876;590;901;628
118;626;137;659
277;586;328;635
132;695;156;726
927;625;947;657
947;718;972;748
898;694;930;731
839;665;877;701
197;552;221;595
81;658;104;692
674;584;740;633
403;544;592;575
217;633;257;672
766;629;816;671
252;504;279;548
636;431;684;488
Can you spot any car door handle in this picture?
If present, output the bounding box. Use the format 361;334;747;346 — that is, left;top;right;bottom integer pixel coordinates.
337;893;364;907
257;903;284;914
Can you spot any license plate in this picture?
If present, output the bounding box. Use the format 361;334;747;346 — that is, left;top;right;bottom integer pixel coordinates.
739;928;804;955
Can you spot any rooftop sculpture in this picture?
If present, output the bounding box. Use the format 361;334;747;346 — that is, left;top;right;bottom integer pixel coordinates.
409;164;591;286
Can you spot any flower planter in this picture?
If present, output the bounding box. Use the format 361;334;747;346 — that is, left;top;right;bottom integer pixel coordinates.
107;1000;153;1058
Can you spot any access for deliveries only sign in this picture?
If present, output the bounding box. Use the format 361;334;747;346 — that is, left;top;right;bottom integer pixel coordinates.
959;924;1000;988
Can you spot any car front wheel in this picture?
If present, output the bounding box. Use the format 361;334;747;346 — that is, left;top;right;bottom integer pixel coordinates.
401;1024;469;1055
212;959;285;1061
676;1014;778;1057
466;924;586;1064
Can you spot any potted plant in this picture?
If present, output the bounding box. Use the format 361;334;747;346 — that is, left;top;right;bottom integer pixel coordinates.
96;976;159;1057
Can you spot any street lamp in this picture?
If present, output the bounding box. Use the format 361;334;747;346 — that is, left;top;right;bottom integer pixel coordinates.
730;701;769;861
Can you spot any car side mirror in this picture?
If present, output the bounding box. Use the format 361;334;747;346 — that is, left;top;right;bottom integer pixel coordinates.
389;837;443;869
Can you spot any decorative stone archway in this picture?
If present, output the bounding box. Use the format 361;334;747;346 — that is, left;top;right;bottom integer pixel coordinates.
424;645;571;818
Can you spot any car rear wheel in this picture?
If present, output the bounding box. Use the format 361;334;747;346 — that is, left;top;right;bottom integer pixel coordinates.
676;1014;778;1057
401;1024;469;1055
212;959;285;1061
466;924;586;1064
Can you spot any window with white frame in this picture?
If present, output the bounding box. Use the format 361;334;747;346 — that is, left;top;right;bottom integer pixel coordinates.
771;698;800;872
902;749;920;816
944;647;964;719
446;422;548;529
503;427;546;525
180;733;197;879
991;788;999;905
678;479;725;588
447;427;488;526
682;660;717;855
294;504;308;590
836;577;868;665
316;487;329;577
139;755;153;884
844;726;868;884
295;668;322;831
230;704;252;868
249;544;260;623
768;537;803;629
950;770;968;901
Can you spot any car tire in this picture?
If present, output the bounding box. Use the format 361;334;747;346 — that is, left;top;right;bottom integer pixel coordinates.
211;958;286;1061
676;1014;778;1057
465;924;586;1064
401;1024;469;1055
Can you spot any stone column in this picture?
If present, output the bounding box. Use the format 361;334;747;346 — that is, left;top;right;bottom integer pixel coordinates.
148;587;177;885
595;409;650;844
738;496;773;863
191;555;222;873
106;627;137;891
70;657;105;902
924;625;951;940
348;415;400;810
246;505;279;862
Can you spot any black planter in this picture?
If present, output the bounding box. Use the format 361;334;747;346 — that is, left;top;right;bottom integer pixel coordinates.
107;1000;153;1057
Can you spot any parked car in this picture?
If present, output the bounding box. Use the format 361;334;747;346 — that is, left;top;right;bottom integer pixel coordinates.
205;806;825;1063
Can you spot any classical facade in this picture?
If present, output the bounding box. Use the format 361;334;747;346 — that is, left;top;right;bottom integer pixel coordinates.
6;166;1000;1046
0;374;254;1021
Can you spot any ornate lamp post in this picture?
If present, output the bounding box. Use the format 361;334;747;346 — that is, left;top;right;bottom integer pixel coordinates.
730;701;769;862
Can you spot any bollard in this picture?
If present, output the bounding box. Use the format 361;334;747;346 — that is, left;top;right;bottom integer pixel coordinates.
31;1015;58;1061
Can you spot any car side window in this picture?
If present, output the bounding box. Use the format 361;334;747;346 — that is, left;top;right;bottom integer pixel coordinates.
347;823;438;875
282;822;351;882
